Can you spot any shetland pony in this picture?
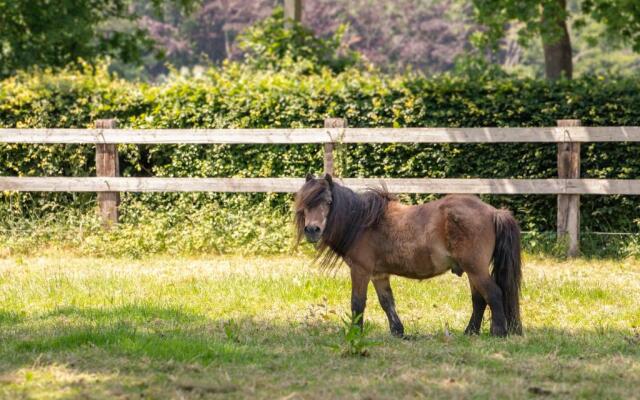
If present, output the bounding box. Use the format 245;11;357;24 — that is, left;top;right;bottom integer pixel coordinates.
294;174;522;337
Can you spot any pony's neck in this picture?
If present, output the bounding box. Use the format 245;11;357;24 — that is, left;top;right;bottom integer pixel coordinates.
322;185;388;257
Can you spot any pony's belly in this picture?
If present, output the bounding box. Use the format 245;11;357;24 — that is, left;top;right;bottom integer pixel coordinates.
402;260;452;279
375;258;454;279
374;250;453;280
390;268;444;280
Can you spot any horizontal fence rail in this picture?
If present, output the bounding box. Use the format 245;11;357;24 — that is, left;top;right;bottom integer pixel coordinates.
2;126;640;144
2;118;639;256
1;177;640;195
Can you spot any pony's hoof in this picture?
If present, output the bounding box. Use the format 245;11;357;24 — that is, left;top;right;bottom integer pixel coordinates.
391;330;405;338
490;327;508;337
390;324;405;338
508;325;524;336
464;327;480;336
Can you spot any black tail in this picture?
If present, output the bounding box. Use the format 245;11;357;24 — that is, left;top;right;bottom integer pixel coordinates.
492;210;523;335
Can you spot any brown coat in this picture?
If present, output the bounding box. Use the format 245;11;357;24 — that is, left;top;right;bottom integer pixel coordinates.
295;175;522;337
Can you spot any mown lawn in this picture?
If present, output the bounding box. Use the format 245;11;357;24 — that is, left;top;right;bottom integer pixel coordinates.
0;254;638;399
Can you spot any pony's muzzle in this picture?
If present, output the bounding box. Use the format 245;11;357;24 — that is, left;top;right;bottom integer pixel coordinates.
304;225;322;242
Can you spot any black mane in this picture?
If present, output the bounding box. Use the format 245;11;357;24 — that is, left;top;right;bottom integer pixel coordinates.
295;178;394;269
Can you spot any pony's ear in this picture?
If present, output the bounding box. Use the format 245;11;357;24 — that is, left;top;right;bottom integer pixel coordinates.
324;173;333;187
305;173;314;182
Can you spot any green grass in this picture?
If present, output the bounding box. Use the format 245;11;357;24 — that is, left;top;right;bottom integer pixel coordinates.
0;254;639;399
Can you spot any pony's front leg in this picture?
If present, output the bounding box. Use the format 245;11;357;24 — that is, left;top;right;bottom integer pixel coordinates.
350;266;370;330
372;275;404;337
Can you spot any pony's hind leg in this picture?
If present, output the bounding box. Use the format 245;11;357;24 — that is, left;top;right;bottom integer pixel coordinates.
466;271;507;337
464;282;487;335
372;275;404;337
350;266;370;330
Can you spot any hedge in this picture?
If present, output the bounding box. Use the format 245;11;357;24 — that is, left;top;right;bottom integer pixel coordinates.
1;65;639;255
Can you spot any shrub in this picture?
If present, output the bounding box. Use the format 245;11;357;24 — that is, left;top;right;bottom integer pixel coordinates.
1;65;639;256
237;7;359;73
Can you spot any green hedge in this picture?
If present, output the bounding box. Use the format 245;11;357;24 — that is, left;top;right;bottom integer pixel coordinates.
1;65;639;256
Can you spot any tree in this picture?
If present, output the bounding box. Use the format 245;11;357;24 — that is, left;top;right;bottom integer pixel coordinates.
0;0;194;79
471;0;640;80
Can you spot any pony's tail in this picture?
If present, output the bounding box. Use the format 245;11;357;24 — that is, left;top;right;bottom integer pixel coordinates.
492;210;523;335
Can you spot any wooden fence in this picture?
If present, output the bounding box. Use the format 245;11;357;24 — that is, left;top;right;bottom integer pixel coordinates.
2;118;640;257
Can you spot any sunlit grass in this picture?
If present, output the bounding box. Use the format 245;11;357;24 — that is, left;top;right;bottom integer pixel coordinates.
0;254;638;399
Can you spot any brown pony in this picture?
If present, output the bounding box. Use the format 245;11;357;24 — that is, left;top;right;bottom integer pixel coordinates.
294;174;522;337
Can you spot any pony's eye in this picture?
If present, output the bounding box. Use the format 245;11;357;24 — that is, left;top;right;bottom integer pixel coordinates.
327;200;332;205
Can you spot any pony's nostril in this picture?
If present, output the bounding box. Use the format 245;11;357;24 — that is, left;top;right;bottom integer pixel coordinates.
305;225;321;235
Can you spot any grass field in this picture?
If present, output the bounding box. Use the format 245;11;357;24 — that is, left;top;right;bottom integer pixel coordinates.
0;254;638;399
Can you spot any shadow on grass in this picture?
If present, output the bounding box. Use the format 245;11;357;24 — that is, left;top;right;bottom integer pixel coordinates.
0;304;638;398
0;310;24;325
2;304;638;363
2;305;270;368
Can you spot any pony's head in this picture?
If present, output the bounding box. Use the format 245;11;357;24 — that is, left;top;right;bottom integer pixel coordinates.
294;174;393;270
294;173;334;243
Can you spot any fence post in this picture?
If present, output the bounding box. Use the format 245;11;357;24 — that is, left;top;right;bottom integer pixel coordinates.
95;119;120;228
284;0;303;23
323;118;346;176
557;119;581;257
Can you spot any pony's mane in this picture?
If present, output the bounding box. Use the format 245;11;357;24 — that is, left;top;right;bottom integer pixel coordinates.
295;179;395;270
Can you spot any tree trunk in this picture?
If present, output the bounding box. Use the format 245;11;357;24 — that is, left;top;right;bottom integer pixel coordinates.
541;0;573;80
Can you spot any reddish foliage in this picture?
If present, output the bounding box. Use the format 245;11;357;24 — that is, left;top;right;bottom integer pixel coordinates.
141;0;477;74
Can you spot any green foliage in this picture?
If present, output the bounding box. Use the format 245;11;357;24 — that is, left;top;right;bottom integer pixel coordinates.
581;0;640;52
1;65;639;257
452;54;509;79
223;319;241;343
522;231;640;259
499;9;640;79
237;7;359;73
470;0;562;51
331;314;379;357
0;0;196;79
0;197;299;258
471;0;640;59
